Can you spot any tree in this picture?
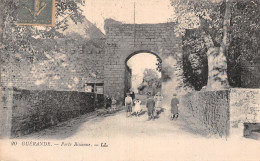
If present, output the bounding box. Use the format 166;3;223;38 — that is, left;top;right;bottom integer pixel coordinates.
171;0;231;90
171;0;260;90
227;1;260;87
1;0;85;62
182;29;208;90
0;0;94;90
140;69;162;95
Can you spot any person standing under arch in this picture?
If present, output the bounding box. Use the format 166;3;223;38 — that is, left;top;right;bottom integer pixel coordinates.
146;92;155;121
134;98;141;117
129;89;135;104
125;93;133;117
154;92;163;116
171;93;179;120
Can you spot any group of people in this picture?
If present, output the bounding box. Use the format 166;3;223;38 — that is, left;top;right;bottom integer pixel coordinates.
125;90;142;117
105;90;180;121
124;91;180;121
105;96;117;112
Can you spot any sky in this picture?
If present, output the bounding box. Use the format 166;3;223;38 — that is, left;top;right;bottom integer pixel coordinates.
82;0;175;33
127;53;161;93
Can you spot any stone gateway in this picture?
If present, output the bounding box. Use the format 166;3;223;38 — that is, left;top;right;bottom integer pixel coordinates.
104;21;183;100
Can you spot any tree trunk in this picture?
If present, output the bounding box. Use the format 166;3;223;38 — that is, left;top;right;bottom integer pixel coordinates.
0;0;4;84
204;0;231;90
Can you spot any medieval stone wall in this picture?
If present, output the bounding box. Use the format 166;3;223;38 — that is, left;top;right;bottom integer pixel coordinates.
0;38;105;92
0;36;106;138
181;88;260;137
230;88;260;136
1;87;95;138
104;22;183;100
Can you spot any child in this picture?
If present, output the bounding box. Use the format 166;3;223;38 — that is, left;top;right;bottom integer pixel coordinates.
105;95;112;114
134;99;141;117
125;93;133;117
105;95;112;109
146;92;155;121
111;97;117;111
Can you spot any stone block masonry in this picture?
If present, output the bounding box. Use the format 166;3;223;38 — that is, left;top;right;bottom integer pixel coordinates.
0;87;95;138
230;88;260;136
181;88;260;137
104;21;184;101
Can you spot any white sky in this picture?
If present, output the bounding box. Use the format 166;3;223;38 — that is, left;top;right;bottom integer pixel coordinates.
127;53;161;93
82;0;175;33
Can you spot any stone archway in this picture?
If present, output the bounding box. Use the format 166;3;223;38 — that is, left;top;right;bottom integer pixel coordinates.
104;21;184;101
124;50;162;96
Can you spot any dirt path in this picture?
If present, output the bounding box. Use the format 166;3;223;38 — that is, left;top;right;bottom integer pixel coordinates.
3;106;259;161
20;106;198;140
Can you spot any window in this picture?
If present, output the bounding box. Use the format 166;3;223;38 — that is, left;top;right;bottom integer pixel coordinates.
85;83;104;94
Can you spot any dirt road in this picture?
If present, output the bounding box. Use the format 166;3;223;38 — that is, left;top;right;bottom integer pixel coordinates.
2;106;259;161
20;107;198;140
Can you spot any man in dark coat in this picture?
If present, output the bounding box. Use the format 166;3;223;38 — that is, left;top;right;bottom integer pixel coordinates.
105;95;112;109
130;89;135;101
171;93;179;120
146;92;155;121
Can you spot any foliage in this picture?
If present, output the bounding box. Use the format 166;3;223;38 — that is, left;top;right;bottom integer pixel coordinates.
227;0;260;86
156;57;162;72
143;69;159;83
138;69;161;95
171;0;223;37
171;0;260;90
1;0;85;63
182;29;208;90
137;81;148;91
0;0;107;90
171;0;230;90
161;66;173;82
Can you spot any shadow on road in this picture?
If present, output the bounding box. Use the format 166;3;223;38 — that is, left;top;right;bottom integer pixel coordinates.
18;107;125;140
18;105;222;140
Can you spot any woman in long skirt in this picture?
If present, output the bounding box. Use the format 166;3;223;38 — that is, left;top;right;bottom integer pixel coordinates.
171;94;179;120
